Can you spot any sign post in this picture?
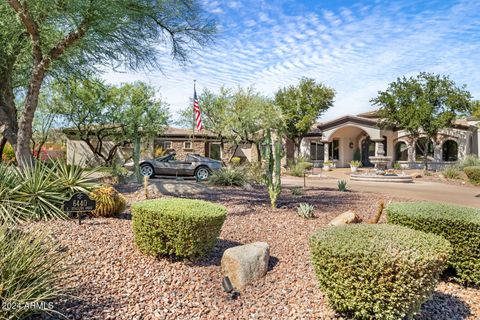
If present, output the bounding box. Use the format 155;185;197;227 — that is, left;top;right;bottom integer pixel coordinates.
63;192;96;225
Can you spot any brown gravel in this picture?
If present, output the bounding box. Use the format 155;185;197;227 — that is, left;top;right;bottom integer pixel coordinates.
33;184;479;319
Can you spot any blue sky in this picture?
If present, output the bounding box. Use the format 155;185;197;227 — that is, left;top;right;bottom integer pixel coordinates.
103;0;480;122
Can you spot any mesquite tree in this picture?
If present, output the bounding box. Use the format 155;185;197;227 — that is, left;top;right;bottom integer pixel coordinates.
275;78;335;161
0;0;215;167
371;72;473;169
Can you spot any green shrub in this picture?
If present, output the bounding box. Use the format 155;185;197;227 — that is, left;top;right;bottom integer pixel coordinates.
459;155;480;169
0;225;65;319
291;187;303;196
1;142;16;164
245;162;264;184
230;157;241;167
209;167;247;186
132;198;227;259
309;224;450;320
288;161;313;177
387;201;480;285
463;166;480;185
442;165;461;179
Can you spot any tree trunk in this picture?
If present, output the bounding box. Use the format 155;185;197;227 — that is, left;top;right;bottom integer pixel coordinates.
255;142;262;162
0;137;7;162
133;132;142;183
15;66;46;168
294;138;302;163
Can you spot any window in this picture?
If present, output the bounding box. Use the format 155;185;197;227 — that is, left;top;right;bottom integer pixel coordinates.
329;139;339;160
209;143;221;160
310;142;324;161
156;140;172;150
395;141;408;161
442;140;458;162
183;141;192;149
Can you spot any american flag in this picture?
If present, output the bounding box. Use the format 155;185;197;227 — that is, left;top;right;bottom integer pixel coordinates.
193;85;203;131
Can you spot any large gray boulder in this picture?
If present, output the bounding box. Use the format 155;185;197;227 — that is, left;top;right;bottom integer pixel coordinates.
221;242;270;290
329;210;361;226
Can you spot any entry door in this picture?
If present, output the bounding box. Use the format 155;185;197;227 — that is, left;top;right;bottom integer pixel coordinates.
361;137;375;167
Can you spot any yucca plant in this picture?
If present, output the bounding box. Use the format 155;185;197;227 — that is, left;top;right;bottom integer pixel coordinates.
14;161;67;221
52;159;99;197
0;164;32;224
0;224;65;319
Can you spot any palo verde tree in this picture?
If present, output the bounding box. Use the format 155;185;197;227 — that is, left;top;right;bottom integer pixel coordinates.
275;77;335;161
0;0;215;168
114;82;169;183
371;72;473;169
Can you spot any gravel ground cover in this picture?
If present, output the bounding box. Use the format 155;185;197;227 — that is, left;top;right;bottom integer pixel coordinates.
33;185;479;319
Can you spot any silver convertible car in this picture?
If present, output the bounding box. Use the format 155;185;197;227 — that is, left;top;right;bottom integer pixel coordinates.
124;153;222;180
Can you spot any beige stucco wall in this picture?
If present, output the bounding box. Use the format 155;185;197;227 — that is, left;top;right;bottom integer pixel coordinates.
66;139;132;167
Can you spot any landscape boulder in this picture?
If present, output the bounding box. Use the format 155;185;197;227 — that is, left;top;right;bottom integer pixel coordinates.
329;210;361;226
221;242;270;290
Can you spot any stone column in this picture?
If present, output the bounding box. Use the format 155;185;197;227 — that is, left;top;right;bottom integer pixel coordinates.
373;139;385;157
323;142;329;161
407;139;416;163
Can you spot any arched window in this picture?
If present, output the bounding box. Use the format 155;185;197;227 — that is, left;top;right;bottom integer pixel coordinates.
395;141;408;161
415;137;434;161
442;140;458;162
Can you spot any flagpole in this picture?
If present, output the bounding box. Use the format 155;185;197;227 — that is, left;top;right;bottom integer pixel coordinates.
192;80;196;148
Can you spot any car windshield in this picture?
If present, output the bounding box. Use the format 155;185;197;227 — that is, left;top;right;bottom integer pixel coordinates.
155;154;174;162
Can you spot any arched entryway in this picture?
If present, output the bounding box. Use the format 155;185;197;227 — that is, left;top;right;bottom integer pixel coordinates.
442;140;458;162
394;141;408;161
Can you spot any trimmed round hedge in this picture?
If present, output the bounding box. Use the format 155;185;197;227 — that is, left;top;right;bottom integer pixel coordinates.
387;201;480;285
132;198;227;259
464;166;480;185
309;224;450;320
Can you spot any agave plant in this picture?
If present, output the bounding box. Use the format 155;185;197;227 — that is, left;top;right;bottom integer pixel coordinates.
297;203;315;219
0;224;65;319
338;179;348;192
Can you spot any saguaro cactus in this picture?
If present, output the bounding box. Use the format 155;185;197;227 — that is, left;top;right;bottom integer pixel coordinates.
265;129;282;208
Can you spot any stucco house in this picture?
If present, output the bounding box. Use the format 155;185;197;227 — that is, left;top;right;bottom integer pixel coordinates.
298;110;479;169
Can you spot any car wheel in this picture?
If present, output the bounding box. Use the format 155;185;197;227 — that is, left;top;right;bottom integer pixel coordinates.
195;166;210;181
140;164;155;178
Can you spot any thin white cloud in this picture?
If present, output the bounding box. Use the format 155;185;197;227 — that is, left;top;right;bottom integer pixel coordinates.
102;0;480;123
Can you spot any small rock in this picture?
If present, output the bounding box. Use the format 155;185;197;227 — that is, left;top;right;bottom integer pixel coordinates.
328;210;361;226
221;242;270;290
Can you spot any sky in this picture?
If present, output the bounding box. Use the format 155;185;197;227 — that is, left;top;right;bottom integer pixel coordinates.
102;0;480;124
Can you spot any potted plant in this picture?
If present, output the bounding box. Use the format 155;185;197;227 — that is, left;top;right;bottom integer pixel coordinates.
349;160;362;173
323;160;333;171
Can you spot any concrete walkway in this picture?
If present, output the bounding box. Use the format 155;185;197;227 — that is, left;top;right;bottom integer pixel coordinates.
282;172;480;209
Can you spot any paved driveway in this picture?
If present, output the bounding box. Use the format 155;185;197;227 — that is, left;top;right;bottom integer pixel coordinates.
282;175;480;208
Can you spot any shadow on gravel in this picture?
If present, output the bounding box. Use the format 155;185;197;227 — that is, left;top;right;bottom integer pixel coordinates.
39;291;120;320
416;291;471;320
